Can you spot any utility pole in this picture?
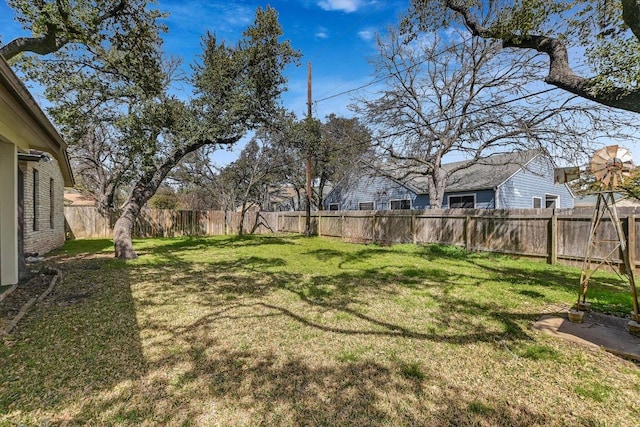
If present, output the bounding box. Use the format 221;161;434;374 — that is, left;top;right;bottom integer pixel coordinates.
305;61;312;237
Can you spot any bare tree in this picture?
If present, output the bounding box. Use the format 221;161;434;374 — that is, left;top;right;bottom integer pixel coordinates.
213;139;275;234
353;27;632;208
315;114;373;209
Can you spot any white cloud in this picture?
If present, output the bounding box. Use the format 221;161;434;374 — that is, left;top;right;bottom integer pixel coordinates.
161;1;253;38
317;0;361;13
358;29;374;41
314;25;329;39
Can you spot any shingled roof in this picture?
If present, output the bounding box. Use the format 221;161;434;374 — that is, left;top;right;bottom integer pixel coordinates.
391;150;543;194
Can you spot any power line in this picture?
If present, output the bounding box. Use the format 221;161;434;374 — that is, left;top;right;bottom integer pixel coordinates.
370;87;562;142
314;38;471;105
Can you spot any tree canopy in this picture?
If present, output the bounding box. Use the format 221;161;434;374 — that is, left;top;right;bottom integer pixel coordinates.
2;3;300;258
2;0;166;93
404;0;640;113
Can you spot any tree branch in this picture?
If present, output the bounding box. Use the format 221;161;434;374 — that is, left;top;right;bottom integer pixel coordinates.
445;0;640;113
0;0;128;61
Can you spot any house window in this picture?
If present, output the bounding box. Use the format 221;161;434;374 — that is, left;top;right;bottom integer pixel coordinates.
545;194;559;208
50;178;55;229
390;199;411;210
358;201;374;210
328;203;339;211
449;194;475;208
532;197;542;209
33;169;39;231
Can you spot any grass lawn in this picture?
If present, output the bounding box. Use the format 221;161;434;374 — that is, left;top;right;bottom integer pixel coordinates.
1;234;639;426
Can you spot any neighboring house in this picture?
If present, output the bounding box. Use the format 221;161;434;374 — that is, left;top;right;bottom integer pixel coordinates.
266;185;301;211
266;183;333;212
324;151;574;211
0;57;74;286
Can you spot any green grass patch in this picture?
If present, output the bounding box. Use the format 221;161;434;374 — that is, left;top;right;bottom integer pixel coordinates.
574;383;613;402
468;400;495;416
1;235;638;426
399;362;426;380
517;344;561;361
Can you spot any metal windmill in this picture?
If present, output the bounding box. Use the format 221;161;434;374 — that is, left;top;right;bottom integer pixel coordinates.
571;145;640;328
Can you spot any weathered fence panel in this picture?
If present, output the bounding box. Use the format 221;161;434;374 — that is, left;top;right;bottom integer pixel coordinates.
415;214;466;247
64;207;280;239
64;206;111;239
318;214;342;238
343;213;375;243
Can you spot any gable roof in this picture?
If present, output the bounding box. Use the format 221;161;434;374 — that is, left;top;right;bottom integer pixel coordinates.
391;150;542;194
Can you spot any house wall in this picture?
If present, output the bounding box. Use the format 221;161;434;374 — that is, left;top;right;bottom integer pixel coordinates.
0;141;19;285
324;174;424;210
19;156;66;255
326;155;573;211
324;174;497;211
497;155;574;209
442;189;495;209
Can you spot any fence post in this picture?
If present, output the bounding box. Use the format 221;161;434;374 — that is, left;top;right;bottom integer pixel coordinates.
318;212;322;237
549;213;558;265
373;211;378;244
628;215;636;271
465;215;472;251
411;212;417;244
341;213;345;241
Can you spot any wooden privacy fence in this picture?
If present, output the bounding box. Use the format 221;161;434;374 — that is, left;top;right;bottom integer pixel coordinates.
65;206;640;270
64;207;278;239
278;208;640;270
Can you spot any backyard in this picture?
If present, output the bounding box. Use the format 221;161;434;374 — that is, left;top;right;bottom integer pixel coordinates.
1;235;639;425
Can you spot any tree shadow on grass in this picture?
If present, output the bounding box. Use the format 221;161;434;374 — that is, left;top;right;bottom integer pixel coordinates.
127;345;554;426
0;252;146;424
0;236;625;425
466;258;634;313
131;253;538;347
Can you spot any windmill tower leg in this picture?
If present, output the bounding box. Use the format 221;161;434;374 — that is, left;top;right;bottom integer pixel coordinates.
577;193;603;310
572;192;640;334
607;196;640;323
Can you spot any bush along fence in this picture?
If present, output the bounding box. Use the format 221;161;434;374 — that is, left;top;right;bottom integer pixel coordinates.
64;206;640;270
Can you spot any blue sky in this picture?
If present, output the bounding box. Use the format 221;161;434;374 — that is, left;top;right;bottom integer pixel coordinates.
2;1;639;167
155;0;409;117
0;0;409;164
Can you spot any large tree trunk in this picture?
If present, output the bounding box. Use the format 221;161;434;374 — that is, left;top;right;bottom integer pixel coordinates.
113;209;138;259
112;136;240;259
428;168;447;209
238;203;247;235
113;180;155;259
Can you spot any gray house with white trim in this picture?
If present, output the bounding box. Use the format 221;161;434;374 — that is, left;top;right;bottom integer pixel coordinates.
324;151;574;211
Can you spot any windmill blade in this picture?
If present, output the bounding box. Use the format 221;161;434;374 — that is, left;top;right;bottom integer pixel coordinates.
605;145;620;159
590;145;635;189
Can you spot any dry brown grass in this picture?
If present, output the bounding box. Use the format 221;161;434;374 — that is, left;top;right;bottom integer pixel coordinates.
0;235;639;426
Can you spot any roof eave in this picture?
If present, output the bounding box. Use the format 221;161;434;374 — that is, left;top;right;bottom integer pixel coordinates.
0;57;74;186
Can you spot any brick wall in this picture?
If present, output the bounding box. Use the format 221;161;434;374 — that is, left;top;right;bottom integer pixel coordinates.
19;156;66;255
